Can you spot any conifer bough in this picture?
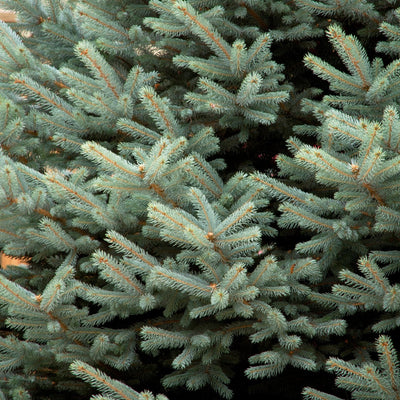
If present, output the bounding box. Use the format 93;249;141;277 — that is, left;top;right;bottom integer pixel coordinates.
0;0;398;399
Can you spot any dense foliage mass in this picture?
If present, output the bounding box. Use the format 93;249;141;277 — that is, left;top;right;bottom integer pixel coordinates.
0;1;399;399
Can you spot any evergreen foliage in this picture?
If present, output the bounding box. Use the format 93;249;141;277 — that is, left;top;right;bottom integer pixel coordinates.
0;0;399;399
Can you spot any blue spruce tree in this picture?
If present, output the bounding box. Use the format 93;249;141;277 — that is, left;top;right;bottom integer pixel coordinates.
0;1;398;400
